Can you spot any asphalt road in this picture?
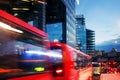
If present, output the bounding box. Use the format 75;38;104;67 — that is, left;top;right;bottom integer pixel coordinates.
93;73;120;80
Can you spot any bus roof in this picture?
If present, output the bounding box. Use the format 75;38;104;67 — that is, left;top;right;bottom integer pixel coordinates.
49;42;92;59
0;9;47;37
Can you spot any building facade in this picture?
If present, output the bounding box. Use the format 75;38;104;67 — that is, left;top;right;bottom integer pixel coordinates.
61;0;76;48
86;29;95;55
46;0;76;48
76;15;87;53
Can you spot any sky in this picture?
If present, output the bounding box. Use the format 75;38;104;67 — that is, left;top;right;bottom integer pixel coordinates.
76;0;120;44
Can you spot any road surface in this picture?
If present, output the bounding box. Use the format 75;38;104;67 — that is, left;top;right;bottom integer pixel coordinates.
100;73;120;80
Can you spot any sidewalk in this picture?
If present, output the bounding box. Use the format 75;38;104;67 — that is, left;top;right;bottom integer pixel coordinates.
100;73;120;80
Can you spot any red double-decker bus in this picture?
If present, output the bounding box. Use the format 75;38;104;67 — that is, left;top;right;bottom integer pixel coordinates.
0;9;53;80
49;42;93;80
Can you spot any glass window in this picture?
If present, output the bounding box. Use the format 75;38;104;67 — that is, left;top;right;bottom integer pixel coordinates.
73;51;91;69
46;22;63;42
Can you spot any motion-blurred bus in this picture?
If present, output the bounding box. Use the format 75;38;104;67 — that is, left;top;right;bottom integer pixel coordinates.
49;42;93;80
0;9;53;80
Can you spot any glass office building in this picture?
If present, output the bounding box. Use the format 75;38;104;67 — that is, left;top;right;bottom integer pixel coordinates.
46;0;76;48
76;15;87;53
62;0;76;48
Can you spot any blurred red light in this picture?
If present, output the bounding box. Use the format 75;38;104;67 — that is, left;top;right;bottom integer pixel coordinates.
56;68;63;75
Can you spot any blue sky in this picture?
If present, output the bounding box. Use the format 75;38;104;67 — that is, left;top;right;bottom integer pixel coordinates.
76;0;120;44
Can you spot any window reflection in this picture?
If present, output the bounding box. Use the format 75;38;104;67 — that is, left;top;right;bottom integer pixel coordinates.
74;51;92;69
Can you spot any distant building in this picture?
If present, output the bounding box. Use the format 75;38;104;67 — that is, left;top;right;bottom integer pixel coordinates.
86;29;95;55
76;15;87;53
46;0;76;48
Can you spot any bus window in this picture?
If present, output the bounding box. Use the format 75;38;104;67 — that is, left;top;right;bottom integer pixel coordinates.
0;10;51;79
74;52;85;69
74;51;92;69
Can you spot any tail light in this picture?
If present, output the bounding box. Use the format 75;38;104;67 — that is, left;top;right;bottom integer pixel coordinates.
55;68;63;75
53;66;64;76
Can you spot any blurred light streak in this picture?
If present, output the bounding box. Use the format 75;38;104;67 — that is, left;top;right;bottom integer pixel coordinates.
0;21;23;33
25;50;62;58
